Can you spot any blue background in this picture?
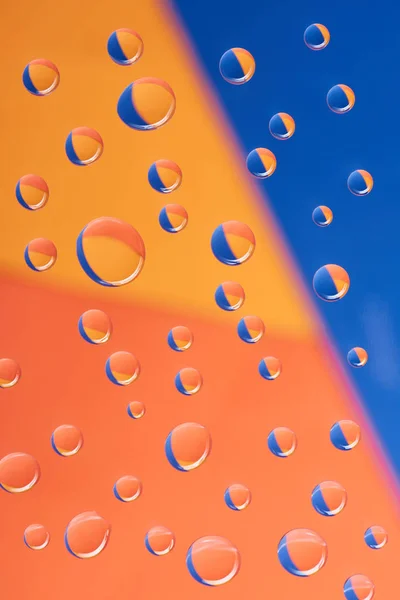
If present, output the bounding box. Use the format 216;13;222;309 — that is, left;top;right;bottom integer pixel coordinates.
173;0;400;477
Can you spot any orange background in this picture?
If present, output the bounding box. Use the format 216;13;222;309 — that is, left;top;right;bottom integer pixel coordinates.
0;0;399;597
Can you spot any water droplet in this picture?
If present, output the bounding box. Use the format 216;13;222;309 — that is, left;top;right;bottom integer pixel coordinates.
0;358;21;389
25;238;57;272
313;264;350;302
246;148;276;178
258;356;282;380
127;400;145;419
269;113;295;140
145;526;175;555
117;78;176;130
344;575;374;600
347;347;368;368
312;205;333;227
105;351;140;386
148;160;182;194
65;127;103;166
113;475;142;502
159;204;188;233
24;524;50;550
78;309;112;345
165;422;211;472
77;217;145;287
278;529;327;576
224;483;251;511
16;174;49;210
0;452;40;493
327;85;355;114
167;326;193;352
215;281;245;311
175;367;202;395
348;170;374;196
22;59;60;96
186;536;241;586
211;221;255;265
65;511;110;559
268;427;296;457
107;29;143;66
237;316;265;343
364;526;388;549
304;24;330;50
330;420;361;451
51;425;83;457
219;48;255;85
311;481;347;516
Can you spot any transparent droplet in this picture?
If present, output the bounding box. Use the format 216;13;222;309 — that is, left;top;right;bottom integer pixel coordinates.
165;422;211;472
304;24;330;50
25;238;57;272
22;59;60;96
327;85;355;114
330;420;360;451
364;526;388;550
145;526;175;555
127;400;145;419
167;326;193;352
311;481;347;516
65;511;110;559
278;528;327;577
106;351;140;386
78;309;112;345
24;524;50;550
51;424;83;457
219;48;255;85
211;221;255;265
224;483;252;511
117;78;176;130
344;575;374;600
113;475;142;502
0;358;21;389
313;264;350;302
77;217;145;287
0;452;40;493
186;536;241;585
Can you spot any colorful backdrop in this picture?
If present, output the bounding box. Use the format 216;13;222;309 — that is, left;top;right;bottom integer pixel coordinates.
1;0;398;597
